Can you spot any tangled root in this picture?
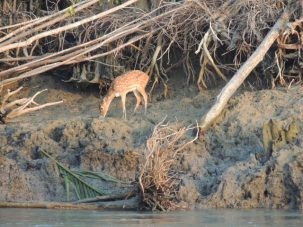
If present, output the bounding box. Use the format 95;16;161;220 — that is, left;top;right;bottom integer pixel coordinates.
138;118;198;211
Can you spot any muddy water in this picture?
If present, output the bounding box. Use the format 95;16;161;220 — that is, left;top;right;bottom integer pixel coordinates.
0;208;302;226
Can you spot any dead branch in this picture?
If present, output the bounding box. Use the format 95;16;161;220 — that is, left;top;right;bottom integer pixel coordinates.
0;0;100;45
0;5;181;87
0;32;153;87
0;0;139;53
200;6;292;131
0;86;63;123
202;30;227;82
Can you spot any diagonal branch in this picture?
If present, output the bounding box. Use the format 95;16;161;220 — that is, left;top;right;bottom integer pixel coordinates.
0;0;139;53
200;6;292;131
0;0;100;45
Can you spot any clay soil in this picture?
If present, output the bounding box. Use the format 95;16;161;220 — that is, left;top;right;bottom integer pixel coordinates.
0;71;303;210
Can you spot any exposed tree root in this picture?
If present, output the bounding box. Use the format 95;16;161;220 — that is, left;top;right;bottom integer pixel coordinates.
147;35;170;98
138;118;198;211
196;29;228;90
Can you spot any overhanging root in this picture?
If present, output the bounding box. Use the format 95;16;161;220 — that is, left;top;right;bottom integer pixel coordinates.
196;29;228;90
147;34;170;98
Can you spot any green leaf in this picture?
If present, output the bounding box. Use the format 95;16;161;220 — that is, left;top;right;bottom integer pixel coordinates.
67;5;76;17
63;175;70;201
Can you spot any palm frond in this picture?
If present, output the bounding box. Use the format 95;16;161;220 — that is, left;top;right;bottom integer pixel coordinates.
41;150;105;200
73;170;130;184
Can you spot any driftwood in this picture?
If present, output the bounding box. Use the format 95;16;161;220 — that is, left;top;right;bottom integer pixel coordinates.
0;201;99;210
199;6;293;131
0;197;138;210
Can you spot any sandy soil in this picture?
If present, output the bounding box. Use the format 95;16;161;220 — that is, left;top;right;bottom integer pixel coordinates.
0;72;302;209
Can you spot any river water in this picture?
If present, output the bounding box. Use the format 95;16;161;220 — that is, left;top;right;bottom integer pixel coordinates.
0;208;302;226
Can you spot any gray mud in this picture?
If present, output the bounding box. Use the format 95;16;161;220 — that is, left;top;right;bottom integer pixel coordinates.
0;75;302;209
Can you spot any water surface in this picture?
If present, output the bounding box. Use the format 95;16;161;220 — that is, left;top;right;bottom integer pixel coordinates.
0;208;302;226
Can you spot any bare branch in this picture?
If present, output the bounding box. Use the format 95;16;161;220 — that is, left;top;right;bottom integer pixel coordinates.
0;86;24;110
0;0;100;45
0;0;139;53
6;100;63;119
0;87;63;123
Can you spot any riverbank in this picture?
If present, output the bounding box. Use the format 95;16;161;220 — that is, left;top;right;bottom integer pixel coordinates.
0;74;302;209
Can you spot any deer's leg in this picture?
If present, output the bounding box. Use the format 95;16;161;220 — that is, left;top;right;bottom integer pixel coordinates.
133;90;142;113
121;93;127;119
137;88;148;115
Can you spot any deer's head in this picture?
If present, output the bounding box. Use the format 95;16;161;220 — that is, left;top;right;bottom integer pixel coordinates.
99;87;115;117
99;97;110;117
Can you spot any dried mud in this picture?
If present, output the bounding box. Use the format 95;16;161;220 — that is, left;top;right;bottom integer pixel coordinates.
0;74;303;210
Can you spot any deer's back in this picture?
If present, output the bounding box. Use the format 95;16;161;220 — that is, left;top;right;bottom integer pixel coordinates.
112;70;149;93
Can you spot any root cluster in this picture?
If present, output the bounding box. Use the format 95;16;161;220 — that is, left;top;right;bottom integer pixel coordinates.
0;0;301;93
138;119;198;211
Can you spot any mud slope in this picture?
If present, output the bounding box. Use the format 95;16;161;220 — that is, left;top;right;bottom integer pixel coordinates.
0;75;302;209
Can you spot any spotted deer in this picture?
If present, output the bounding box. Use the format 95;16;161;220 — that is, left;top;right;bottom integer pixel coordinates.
100;70;149;119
